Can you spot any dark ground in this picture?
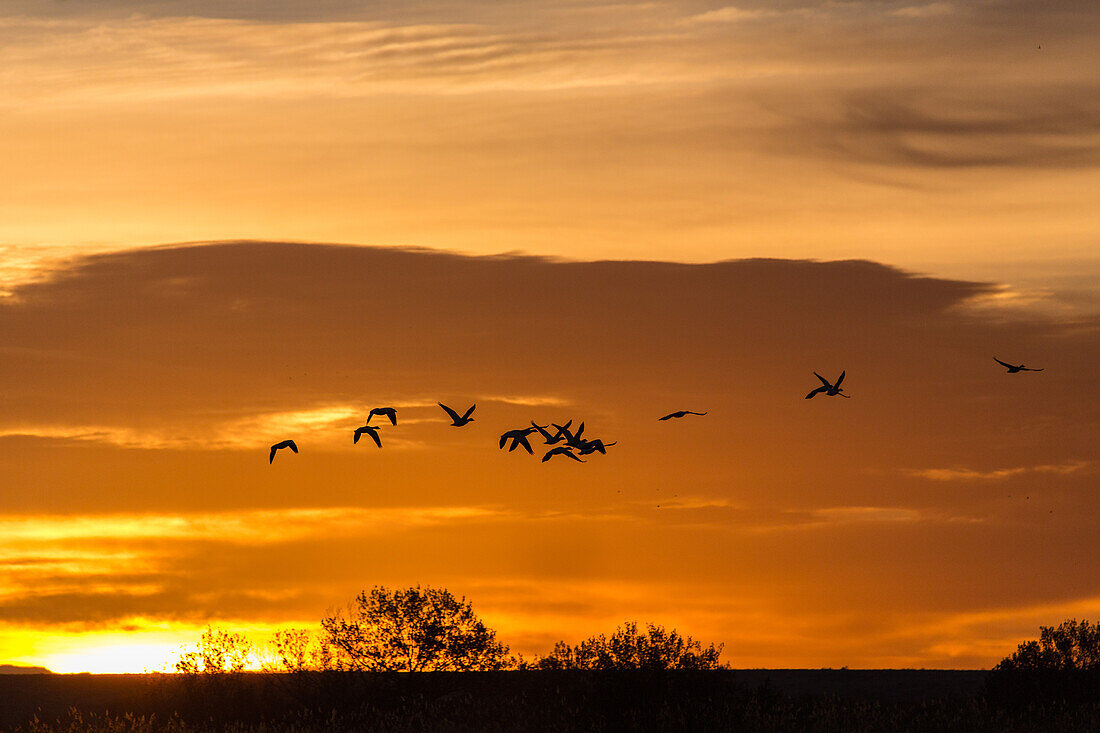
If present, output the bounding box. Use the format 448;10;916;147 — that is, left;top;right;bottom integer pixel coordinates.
1;669;1095;731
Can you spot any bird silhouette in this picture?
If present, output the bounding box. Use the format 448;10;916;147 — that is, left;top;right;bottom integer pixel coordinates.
507;434;534;453
805;371;850;399
439;402;476;426
532;421;570;444
269;440;298;463
366;407;397;426
578;439;617;456
994;357;1043;373
554;422;586;448
353;424;383;448
658;410;707;421
499;427;538;449
542;446;585;463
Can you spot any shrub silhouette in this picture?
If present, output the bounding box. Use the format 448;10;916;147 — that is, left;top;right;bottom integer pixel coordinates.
994;618;1100;671
176;626;253;674
319;585;510;671
535;621;723;670
987;619;1100;707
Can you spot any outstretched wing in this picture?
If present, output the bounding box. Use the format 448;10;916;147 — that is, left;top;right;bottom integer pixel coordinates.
541;448;560;462
993;357;1013;369
813;372;831;387
287;440;298;453
438;402;461;422
382;408;397;425
461;404;477;421
658;412;676;421
563;450;585;463
269;446;277;463
517;435;533;454
575;422;585;440
835;371;845;387
531;422;552;441
366;429;382;448
1026;367;1044;372
353;428;363;444
805;386;827;399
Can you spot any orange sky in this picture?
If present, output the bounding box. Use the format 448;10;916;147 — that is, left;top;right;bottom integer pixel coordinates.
0;0;1098;672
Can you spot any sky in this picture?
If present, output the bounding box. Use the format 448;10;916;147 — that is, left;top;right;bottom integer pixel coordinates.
0;0;1097;672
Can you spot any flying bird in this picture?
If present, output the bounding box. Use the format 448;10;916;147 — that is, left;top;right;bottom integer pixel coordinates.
366;407;398;426
994;357;1043;373
507;434;534;454
542;446;585;463
532;421;569;445
353;424;383;448
658;410;707;421
578;439;617;456
554;422;586;448
439;402;476;426
499;427;538;449
805;371;850;399
269;440;298;463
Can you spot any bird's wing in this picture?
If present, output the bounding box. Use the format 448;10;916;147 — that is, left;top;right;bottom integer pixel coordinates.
993;357;1013;369
531;422;552;440
518;436;533;454
835;371;845;387
368;429;382;448
541;448;558;462
288;441;298;453
564;450;585;463
353;428;362;444
438;402;461;422
269;446;277;463
575;422;585;439
658;413;675;421
461;404;477;420
366;408;380;424
805;386;827;399
814;372;831;387
385;408;397;426
499;433;509;449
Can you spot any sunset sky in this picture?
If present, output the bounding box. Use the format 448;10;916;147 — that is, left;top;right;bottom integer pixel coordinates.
1;0;1098;673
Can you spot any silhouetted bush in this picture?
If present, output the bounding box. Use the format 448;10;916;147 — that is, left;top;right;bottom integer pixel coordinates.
175;626;252;674
319;585;510;671
534;621;723;670
986;619;1100;708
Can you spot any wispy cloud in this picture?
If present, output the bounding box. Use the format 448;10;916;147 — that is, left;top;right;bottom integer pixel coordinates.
0;505;510;544
910;461;1092;481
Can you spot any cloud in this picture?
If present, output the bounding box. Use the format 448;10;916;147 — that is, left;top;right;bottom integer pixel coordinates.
0;505;509;544
683;6;778;25
763;86;1100;169
891;2;954;18
910;461;1092;481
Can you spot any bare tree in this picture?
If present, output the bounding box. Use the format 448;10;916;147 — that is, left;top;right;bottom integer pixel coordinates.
320;585;510;672
176;626;253;674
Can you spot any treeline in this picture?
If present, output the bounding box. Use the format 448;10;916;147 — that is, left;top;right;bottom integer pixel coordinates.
176;585;723;674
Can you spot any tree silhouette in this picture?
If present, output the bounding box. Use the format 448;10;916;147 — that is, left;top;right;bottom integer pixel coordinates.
535;621;723;670
319;585;510;672
987;619;1100;707
994;619;1100;671
176;626;253;674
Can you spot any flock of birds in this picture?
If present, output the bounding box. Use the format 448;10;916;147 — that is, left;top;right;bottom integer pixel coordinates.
268;357;1042;463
